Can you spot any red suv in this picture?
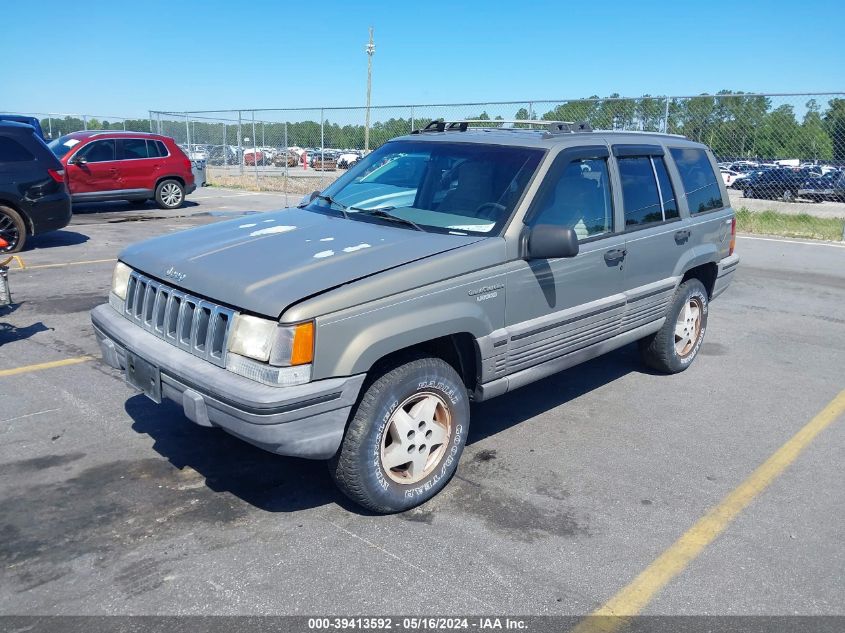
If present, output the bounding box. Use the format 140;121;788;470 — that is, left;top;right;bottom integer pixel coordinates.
48;131;195;209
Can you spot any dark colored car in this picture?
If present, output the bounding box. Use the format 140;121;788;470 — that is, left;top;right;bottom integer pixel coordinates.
741;168;806;201
48;131;196;209
0;114;45;140
798;171;841;202
0;121;71;253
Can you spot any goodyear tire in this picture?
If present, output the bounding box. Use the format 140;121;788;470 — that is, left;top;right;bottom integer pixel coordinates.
329;355;470;513
638;278;708;374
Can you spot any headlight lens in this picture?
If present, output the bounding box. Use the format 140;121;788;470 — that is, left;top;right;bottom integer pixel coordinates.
111;262;132;300
228;314;277;361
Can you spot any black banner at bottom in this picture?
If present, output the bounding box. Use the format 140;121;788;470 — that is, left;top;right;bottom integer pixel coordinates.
0;616;842;633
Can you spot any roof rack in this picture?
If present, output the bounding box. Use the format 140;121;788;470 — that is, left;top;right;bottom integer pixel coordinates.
411;119;593;136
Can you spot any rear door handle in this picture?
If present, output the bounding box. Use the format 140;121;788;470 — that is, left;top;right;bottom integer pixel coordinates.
604;248;626;264
674;229;691;244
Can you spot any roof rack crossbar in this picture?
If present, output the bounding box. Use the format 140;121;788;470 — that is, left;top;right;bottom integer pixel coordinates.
411;119;593;135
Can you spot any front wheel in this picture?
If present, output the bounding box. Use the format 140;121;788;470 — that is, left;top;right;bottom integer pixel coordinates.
330;355;470;513
638;278;709;374
155;180;185;209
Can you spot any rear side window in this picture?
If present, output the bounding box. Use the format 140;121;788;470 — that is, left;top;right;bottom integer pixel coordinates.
147;140;163;157
670;147;724;214
0;136;35;162
122;138;149;159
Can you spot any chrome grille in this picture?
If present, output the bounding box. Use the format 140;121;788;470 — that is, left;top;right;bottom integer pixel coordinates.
123;271;236;367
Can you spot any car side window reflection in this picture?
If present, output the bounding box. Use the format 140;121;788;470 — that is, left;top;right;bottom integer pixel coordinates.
530;158;614;240
77;140;116;163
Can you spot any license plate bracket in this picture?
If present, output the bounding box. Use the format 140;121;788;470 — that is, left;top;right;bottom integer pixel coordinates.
125;351;162;403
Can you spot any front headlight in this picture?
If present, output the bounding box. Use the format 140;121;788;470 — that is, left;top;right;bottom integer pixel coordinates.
111;261;132;300
227;316;315;365
226;316;315;387
228;314;277;361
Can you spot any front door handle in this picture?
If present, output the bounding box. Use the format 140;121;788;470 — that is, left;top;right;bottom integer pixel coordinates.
604;248;626;264
675;229;691;244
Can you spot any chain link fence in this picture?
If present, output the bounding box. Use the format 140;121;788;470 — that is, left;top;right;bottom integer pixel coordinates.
6;112;153;138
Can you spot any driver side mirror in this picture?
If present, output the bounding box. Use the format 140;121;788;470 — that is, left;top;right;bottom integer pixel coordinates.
527;224;579;259
308;190;320;202
69;155;87;166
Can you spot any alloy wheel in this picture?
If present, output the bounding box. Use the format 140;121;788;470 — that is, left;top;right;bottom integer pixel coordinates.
674;296;703;357
160;183;183;208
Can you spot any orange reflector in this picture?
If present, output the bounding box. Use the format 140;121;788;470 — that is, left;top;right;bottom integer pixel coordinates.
729;217;737;255
290;322;314;365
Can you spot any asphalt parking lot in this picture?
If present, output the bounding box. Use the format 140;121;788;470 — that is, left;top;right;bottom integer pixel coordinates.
1;186;843;617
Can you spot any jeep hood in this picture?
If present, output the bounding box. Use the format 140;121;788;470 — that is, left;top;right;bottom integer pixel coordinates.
119;208;486;318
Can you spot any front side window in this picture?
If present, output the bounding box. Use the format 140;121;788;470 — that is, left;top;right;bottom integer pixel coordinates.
122;138;149;159
311;140;544;234
0;137;35;162
76;139;116;163
529;157;613;239
669;147;724;214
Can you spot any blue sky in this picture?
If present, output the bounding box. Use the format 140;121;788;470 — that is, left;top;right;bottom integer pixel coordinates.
3;0;843;117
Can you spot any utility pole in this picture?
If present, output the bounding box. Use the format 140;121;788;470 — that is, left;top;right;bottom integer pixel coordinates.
364;26;375;152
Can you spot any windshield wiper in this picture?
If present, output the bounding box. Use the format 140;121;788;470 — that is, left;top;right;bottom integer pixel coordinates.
353;208;425;231
314;194;350;219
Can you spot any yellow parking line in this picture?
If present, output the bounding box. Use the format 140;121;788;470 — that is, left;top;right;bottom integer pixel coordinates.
573;388;845;633
9;257;116;271
0;356;95;377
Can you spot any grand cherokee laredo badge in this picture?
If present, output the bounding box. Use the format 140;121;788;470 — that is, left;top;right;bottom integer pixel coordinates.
165;267;187;282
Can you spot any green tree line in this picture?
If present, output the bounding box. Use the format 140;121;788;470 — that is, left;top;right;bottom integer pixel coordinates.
39;92;845;161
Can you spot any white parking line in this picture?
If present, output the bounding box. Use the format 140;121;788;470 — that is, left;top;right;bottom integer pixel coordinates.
737;235;845;249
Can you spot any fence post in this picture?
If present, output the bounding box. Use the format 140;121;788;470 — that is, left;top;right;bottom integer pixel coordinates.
47;116;52;139
185;113;191;154
237;111;243;176
284;121;289;182
148;111;153;133
663;97;670;134
320;108;325;190
222;122;227;168
411;106;415;133
83;115;88;131
252;111;259;190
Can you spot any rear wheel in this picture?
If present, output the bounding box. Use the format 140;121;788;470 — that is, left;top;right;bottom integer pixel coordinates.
639;278;708;374
155;180;184;209
0;205;26;254
330;355;470;513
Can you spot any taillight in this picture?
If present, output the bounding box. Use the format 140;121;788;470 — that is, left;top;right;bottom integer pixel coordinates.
729;217;737;255
48;168;65;183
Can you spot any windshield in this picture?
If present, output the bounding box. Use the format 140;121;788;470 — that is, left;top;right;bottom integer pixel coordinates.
48;134;83;159
305;140;544;234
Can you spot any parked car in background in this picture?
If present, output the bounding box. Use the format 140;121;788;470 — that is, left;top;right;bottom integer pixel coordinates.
311;152;338;171
0;121;71;253
740;168;805;201
271;150;299;167
720;169;740;187
798;170;841;202
0;114;45;140
48;131;195;209
337;151;361;169
207;144;240;166
243;149;271;166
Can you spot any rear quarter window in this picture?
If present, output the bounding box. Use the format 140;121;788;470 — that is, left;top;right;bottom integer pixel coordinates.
0;136;35;162
669;147;725;214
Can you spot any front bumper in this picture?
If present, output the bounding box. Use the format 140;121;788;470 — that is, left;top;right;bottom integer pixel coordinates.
91;304;365;459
